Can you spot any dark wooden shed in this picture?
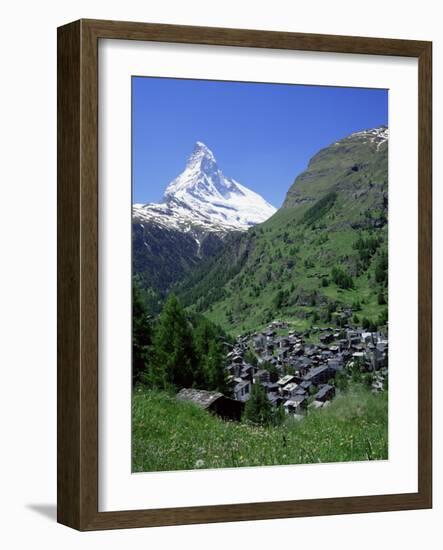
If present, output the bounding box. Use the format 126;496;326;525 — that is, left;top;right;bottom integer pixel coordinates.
176;388;244;421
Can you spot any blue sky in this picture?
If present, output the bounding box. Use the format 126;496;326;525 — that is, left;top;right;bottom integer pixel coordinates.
132;77;388;208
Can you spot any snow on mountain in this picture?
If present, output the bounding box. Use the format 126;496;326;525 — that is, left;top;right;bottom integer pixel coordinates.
343;126;389;150
133;142;276;234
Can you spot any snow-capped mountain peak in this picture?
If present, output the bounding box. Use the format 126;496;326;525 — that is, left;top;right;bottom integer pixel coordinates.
134;142;276;234
188;141;217;166
165;141;241;202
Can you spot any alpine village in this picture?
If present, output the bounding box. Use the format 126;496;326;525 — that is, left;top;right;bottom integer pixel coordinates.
132;127;389;472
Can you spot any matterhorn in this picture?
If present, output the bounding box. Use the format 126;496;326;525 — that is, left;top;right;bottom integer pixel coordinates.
133;141;276;234
132;142;276;296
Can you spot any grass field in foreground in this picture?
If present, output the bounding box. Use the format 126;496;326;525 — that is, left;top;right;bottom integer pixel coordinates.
132;385;388;472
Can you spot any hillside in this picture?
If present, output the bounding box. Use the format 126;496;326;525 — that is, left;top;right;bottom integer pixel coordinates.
176;127;389;335
132;386;388;472
133;223;226;312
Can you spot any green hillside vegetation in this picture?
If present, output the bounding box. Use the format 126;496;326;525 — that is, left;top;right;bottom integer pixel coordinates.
132;384;388;472
133;286;231;394
175;130;388;335
132;222;225;314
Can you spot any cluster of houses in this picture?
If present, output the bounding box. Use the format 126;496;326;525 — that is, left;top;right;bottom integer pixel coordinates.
224;320;388;420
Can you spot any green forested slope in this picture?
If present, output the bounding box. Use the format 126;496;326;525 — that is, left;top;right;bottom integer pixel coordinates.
176;127;389;335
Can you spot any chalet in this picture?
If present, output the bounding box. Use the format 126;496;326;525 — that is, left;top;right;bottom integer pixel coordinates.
300;380;313;392
278;337;290;349
232;354;243;364
368;347;387;370
320;332;334;344
270;320;287;329
328;357;344;371
347;330;362;346
277;374;296;388
241;363;255;380
267;393;285;407
376;341;388;354
361;331;375;344
303;365;332;385
262;382;279;394
233;380;251;402
276;347;290;360
253;333;266;349
281;382;299;398
291;345;304;356
226;365;235;376
253;369;270;384
283;395;307;415
338;338;348;349
228;363;242;377
176;388;244;421
296;357;313;373
305;346;317;357
315;384;335;402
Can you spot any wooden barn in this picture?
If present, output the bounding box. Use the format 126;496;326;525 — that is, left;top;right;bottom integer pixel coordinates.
176;388;244;421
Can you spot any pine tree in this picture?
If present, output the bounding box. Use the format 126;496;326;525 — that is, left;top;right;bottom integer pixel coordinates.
205;340;229;394
244;349;258;367
375;251;388;285
194;316;229;394
150;294;196;390
267;363;279;383
132;281;152;386
244;382;273;426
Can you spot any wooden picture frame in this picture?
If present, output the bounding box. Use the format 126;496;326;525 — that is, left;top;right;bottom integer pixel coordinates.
57;18;432;530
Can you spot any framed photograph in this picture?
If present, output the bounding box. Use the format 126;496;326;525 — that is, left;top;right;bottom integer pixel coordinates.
57;19;432;530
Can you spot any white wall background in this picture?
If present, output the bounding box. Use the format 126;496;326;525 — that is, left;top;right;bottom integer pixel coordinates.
0;0;441;547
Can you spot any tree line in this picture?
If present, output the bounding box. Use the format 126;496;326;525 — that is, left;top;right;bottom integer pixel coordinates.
133;281;230;395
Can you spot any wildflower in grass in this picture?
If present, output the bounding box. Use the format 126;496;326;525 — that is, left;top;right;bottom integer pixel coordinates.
195;459;205;468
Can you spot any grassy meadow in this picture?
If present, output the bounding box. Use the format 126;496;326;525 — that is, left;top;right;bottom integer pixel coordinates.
132;384;388;473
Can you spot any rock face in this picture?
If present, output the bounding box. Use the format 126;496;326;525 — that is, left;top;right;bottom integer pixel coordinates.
132;142;276;297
